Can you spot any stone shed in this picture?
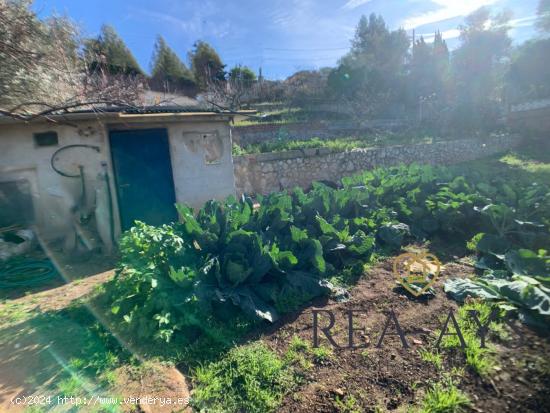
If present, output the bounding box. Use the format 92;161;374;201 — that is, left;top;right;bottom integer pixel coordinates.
0;106;236;252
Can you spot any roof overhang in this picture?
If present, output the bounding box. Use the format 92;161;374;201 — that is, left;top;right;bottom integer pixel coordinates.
0;110;236;126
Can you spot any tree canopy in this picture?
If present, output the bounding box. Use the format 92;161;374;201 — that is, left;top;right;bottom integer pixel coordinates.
83;25;143;75
328;13;409;117
150;36;197;94
507;38;550;102
506;0;550;103
537;0;550;32
228;66;256;84
284;69;329;107
408;31;449;103
205;65;257;110
189;41;226;89
450;7;511;130
0;1;143;113
2;0;550;131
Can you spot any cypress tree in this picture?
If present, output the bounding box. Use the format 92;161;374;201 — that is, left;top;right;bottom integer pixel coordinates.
150;36;196;94
189;41;226;90
84;25;143;75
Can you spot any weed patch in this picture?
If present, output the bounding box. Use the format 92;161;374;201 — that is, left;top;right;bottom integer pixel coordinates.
437;300;502;376
418;378;470;413
419;348;443;370
191;342;294;413
334;394;362;413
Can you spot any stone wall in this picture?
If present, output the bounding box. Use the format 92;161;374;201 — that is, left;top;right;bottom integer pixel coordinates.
508;99;550;135
233;134;520;195
233;122;333;146
232;119;405;146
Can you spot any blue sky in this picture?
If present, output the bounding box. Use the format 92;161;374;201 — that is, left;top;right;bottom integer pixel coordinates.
33;0;541;79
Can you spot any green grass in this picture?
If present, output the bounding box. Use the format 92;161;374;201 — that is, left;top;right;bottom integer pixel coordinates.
418;379;470;413
0;301;33;325
288;335;310;352
10;141;547;413
233;133;435;155
93;281;256;369
24;406;49;413
437;301;502;376
0;300;128;412
234;107;350;127
419;348;443;370
334;394;362;413
284;335;334;366
191;342;295;413
56;376;85;396
284;335;314;371
234;108;304;126
460;142;550;192
500;151;550;180
233;136;374;155
311;344;334;363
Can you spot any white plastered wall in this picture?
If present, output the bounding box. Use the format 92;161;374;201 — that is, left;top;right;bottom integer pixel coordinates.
0;121;112;240
0;117;236;242
167;121;235;209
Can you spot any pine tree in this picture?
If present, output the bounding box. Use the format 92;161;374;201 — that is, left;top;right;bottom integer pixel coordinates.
84;25;143;75
328;13;409;117
350;14;388;55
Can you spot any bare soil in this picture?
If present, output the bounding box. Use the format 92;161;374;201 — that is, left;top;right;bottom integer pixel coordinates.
0;260;191;413
1;252;548;412
114;364;191;413
260;260;550;412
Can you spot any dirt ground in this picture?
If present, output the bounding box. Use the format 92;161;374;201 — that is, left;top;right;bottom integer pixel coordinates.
0;258;191;413
1;250;548;412
260;259;550;413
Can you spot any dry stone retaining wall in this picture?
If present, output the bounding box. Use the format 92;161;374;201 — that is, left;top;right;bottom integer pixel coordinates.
233;134;520;195
232;120;405;146
232;122;334;146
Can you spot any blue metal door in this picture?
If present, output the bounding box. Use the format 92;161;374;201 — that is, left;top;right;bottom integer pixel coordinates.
109;128;177;231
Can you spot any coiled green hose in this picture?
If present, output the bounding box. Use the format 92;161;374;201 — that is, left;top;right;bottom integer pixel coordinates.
0;258;58;288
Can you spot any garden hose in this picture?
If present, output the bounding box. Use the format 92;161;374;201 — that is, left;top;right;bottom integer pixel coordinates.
0;258;58;288
50;144;100;178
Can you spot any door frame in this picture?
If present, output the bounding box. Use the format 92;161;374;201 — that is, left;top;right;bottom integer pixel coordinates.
108;127;177;232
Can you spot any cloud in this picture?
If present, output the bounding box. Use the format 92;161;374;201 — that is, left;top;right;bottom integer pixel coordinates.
342;0;373;10
134;10;197;32
509;15;537;29
402;0;499;29
129;2;233;39
268;0;355;38
415;14;537;46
